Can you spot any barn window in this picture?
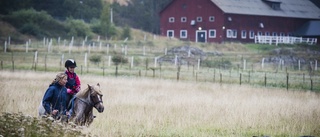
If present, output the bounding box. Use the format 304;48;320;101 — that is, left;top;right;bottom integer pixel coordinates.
227;29;237;38
180;30;187;38
232;30;237;38
209;16;215;22
196;17;202;22
167;30;174;38
249;31;255;39
181;17;187;22
241;30;247;39
169;17;175;23
257;31;263;36
262;0;281;10
209;29;216;38
272;32;277;36
265;32;270;36
279;32;285;36
227;29;233;38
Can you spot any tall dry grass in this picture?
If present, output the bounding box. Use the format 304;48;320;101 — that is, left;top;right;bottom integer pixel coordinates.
0;70;319;136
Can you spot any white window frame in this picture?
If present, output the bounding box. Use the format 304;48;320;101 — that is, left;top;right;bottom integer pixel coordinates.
180;30;187;38
196;17;202;22
169;17;175;23
227;29;237;38
265;32;270;36
181;17;187;23
272;32;277;36
249;31;255;39
241;30;247;39
209;16;215;22
167;30;174;38
208;29;216;38
279;32;285;36
226;29;233;38
257;31;263;36
232;30;237;38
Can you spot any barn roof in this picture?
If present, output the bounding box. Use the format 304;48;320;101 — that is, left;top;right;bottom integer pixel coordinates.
210;0;320;19
293;20;320;36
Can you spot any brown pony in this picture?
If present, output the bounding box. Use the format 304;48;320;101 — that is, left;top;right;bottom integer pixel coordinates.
69;83;104;126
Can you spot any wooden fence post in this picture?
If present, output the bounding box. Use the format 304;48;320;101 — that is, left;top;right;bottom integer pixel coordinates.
12;60;14;72
220;73;222;84
196;71;198;82
139;70;141;77
213;69;216;82
310;79;313;91
264;73;267;87
45;55;47;72
286;73;289;90
81;65;83;75
240;73;242;85
177;71;180;81
248;71;251;83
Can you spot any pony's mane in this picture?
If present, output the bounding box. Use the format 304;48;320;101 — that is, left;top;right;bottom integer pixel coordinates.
75;87;90;98
75;84;102;98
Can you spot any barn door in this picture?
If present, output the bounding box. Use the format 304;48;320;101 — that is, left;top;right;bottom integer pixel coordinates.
196;30;207;43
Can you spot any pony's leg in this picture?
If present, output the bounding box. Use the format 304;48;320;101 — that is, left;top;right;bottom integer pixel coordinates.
72;100;86;126
87;111;94;126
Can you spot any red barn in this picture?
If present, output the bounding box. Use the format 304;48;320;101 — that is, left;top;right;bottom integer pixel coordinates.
159;0;320;43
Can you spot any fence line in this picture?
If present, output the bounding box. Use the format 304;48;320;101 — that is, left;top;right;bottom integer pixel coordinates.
255;36;317;45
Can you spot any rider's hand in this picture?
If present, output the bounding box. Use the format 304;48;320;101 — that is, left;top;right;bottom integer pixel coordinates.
75;86;81;93
52;110;58;115
67;88;72;94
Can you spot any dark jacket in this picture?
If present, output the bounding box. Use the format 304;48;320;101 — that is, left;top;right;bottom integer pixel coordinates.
42;82;68;115
65;70;81;95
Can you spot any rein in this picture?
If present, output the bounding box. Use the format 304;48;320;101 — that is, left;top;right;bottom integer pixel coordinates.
76;95;102;107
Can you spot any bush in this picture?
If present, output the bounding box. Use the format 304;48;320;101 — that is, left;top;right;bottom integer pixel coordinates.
19;23;42;36
0;112;87;137
121;25;131;40
4;8;67;38
66;18;93;38
112;53;128;65
202;59;232;69
89;54;102;66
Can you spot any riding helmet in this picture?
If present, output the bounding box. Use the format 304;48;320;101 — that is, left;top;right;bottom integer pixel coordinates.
65;59;77;68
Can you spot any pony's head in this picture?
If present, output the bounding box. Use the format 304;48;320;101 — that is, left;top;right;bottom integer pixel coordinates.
76;83;104;113
89;83;104;113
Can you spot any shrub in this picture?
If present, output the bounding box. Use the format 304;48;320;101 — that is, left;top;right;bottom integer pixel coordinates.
202;59;232;69
65;18;93;38
89;54;102;66
112;53;128;65
4;8;67;38
121;25;131;40
19;23;42;37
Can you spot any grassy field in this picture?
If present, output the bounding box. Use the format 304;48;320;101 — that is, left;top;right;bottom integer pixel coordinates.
0;70;319;136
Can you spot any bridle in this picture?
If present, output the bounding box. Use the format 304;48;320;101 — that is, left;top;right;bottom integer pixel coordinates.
77;93;103;108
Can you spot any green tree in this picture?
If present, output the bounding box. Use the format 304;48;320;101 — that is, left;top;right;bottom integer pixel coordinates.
4;8;67;38
121;25;131;40
99;2;116;37
65;18;92;38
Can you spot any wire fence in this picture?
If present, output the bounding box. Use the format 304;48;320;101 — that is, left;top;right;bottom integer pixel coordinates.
1;38;319;91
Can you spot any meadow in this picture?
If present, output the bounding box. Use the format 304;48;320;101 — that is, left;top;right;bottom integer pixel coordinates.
0;70;319;136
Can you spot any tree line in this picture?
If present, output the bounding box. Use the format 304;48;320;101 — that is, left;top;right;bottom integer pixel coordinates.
0;0;172;35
